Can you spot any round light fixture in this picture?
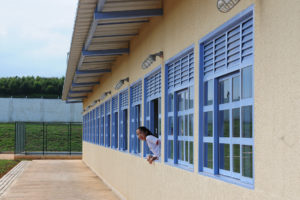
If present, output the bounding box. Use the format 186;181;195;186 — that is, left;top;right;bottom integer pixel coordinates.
217;0;240;13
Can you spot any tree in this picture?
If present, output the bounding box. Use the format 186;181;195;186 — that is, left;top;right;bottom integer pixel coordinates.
0;76;65;98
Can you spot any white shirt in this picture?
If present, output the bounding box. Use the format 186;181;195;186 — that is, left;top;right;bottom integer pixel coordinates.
146;135;161;158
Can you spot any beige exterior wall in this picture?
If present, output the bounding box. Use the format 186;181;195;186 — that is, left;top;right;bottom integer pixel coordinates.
82;0;300;199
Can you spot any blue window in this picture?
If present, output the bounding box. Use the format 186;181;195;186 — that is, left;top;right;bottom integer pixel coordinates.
119;89;129;151
165;47;195;169
89;111;92;143
87;112;90;143
85;114;88;142
111;96;119;149
130;81;142;155
92;109;96;144
199;10;254;185
91;110;94;143
100;104;105;146
105;100;111;147
96;106;100;145
83;114;85;141
144;68;162;157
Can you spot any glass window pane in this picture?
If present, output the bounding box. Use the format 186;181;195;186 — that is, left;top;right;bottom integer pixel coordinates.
137;106;140;126
168;140;174;159
204;112;213;137
168;93;174;112
185;90;189;110
184;115;188;136
204;80;213;106
158;98;161;114
185;141;188;162
178;141;184;161
242;66;252;99
168;117;174;135
189;114;193;136
242;106;252;138
189;142;193;164
158;117;161;137
232;76;240;101
189;86;194;109
178;116;184;136
178;92;185;111
219;143;230;171
204;143;213;169
232;108;240;137
219;110;230;137
242;145;253;178
233;144;240;173
146;101;150;116
219;79;230;104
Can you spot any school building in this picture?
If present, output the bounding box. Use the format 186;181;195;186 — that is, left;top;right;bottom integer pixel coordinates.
62;0;300;199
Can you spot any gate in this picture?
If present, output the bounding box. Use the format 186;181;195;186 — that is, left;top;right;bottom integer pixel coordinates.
15;122;82;155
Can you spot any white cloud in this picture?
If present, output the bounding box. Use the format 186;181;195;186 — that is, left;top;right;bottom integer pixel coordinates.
0;0;78;77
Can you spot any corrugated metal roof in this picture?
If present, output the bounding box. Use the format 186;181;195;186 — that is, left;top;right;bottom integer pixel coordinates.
63;0;163;102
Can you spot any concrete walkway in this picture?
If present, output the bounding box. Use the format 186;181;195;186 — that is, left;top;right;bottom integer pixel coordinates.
0;160;120;200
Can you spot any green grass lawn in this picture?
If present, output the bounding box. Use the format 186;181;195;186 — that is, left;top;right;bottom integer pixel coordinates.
0;123;82;153
0;123;15;152
0;160;20;178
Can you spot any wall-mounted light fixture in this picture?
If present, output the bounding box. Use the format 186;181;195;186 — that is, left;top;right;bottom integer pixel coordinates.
100;91;111;101
141;51;163;69
114;77;129;90
217;0;240;13
93;99;101;105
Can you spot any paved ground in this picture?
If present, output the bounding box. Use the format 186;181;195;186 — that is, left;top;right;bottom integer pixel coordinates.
0;160;120;200
0;155;14;160
0;161;30;197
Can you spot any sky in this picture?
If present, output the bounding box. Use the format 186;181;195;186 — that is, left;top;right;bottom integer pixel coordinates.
0;0;78;78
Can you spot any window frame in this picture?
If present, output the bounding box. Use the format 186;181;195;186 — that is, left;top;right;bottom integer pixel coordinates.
130;80;143;156
92;108;96;144
119;88;129;152
164;45;195;170
143;66;162;158
96;106;100;145
111;95;119;149
88;111;91;143
100;104;105;146
198;5;254;186
105;99;111;147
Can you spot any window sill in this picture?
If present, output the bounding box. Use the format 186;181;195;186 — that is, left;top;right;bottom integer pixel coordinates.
129;152;142;158
198;172;254;189
165;161;194;173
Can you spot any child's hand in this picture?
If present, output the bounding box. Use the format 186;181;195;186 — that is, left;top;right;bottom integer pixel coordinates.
147;156;157;164
147;155;152;163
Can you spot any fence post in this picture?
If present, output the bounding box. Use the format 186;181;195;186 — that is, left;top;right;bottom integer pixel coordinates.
24;123;26;155
69;123;72;155
45;124;47;153
14;122;17;154
43;122;45;155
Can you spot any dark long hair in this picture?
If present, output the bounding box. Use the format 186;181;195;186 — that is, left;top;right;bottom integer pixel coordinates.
137;126;158;138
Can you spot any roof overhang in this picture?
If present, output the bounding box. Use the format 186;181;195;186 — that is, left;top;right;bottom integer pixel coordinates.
62;0;163;102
